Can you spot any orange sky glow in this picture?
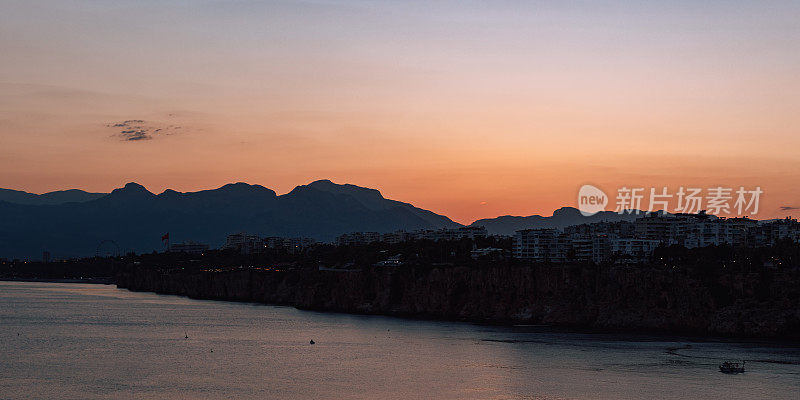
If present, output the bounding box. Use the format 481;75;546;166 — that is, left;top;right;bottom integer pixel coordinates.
1;1;799;223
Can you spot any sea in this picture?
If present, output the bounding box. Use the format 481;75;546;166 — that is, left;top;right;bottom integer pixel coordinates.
1;281;798;399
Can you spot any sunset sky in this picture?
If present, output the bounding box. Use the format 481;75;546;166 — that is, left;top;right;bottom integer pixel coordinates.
1;1;799;223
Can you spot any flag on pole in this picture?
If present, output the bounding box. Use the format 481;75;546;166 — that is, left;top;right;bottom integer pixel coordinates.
161;233;169;241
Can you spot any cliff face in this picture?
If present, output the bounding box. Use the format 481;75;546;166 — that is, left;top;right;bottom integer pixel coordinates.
116;265;800;339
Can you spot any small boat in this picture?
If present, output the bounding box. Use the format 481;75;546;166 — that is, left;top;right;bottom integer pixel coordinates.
719;360;745;373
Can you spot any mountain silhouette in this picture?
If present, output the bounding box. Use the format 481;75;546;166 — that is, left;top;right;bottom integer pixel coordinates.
0;180;459;259
469;207;640;236
0;188;106;205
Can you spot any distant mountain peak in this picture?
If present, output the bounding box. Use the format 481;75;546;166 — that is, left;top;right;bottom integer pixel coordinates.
292;179;390;211
308;179;335;187
218;182;269;191
123;182;148;191
214;182;277;198
108;182;155;199
223;182;252;187
469;206;641;236
552;207;581;218
305;179;384;197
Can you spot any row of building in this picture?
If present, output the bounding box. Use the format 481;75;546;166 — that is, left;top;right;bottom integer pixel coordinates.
514;213;800;264
633;213;800;247
335;227;488;246
513;229;659;264
179;214;800;263
183;227;489;255
223;233;316;254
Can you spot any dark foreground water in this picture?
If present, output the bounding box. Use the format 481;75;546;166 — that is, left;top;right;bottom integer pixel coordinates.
1;282;798;400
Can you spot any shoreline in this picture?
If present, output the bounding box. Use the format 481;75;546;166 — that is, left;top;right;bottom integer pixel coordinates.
115;265;800;342
0;277;115;285
3;278;799;345
121;284;800;346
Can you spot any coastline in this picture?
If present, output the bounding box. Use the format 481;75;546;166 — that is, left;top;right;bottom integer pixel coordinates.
3;275;798;343
0;277;115;285
115;264;800;341
122;285;800;346
4;280;799;400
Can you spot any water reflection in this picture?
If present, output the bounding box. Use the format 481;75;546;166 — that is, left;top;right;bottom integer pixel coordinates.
1;282;798;399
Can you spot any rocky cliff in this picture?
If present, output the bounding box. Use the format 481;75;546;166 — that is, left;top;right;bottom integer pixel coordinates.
116;264;800;339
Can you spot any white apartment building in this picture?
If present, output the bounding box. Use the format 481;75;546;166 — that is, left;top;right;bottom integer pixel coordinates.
610;238;660;263
513;229;569;262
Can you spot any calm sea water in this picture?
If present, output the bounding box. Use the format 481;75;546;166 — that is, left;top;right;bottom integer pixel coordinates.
0;281;798;400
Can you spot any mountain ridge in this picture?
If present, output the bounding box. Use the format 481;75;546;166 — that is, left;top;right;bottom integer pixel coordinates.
0;188;106;205
0;180;651;259
469;206;641;236
0;180;460;259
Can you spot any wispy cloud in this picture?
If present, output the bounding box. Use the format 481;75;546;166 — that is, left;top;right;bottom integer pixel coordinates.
780;206;799;211
105;120;181;142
